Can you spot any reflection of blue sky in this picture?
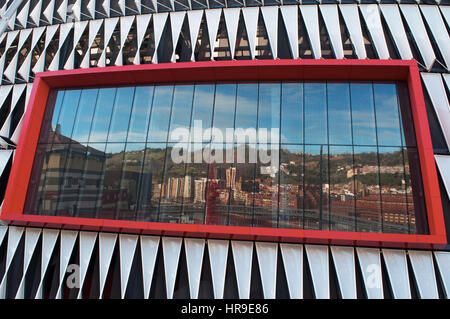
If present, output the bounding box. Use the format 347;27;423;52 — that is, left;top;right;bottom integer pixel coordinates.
304;83;327;144
147;85;174;142
328;83;352;145
127;86;154;142
55;89;81;138
374;83;402;146
71;89;98;142
281;83;303;144
350;83;377;146
88;88;116;143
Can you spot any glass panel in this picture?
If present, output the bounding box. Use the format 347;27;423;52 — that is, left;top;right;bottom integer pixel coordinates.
253;144;279;228
127;86;154;143
158;143;186;223
147;85;174;143
37;144;71;215
54;89;82;142
304;83;327;145
279;144;304;229
281;83;303;144
54;143;88;216
39;90;65;144
258;83;281;144
117;143;146;220
229;143;256;227
24;143;56;214
304;145;329;230
328;83;352;145
88;88;117;143
329;146;355;232
76;143;107;219
168;84;194;142
354;146;381;233
190;84;215;142
71;89;99;144
182;143;209;224
107;87;135;143
350;83;377;146
212;84;237;143
379;146;408;234
374;83;402;146
136;143;167;222
98;143;127;219
25;81;427;235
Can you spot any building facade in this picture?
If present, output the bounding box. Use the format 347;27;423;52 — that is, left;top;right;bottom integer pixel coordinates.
0;0;448;299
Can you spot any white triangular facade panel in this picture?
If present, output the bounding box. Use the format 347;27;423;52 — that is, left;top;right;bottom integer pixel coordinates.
379;4;413;60
242;7;259;60
300;5;321;59
305;245;329;299
231;241;253;299
77;231;97;299
400;4;436;70
422;73;450;149
331;246;357;299
280;243;303;299
261;6;278;59
205;8;222;60
280;5;299;59
208;239;229;299
382;249;411;299
35;229;59;299
255;242;277;299
356;247;383;299
319;5;344;59
98;232;118;298
152;12;169;63
170;11;186;62
119;234;138;298
15;228;41;299
140;236;160;299
184;238;205;299
360;5;390;59
408;250;439;299
162;237;182;299
339;4;367;59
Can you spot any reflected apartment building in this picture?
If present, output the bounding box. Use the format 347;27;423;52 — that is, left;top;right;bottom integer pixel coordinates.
0;0;449;300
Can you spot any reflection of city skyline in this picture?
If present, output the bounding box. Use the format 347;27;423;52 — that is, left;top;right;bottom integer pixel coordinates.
28;136;417;234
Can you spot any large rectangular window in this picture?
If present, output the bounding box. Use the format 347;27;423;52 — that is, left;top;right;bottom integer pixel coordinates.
24;81;428;234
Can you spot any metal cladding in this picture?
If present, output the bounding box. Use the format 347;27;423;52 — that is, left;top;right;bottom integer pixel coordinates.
0;225;448;299
0;0;448;299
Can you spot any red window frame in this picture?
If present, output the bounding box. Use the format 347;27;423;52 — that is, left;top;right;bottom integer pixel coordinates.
0;59;446;249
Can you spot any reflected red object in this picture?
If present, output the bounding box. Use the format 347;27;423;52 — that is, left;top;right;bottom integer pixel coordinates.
0;59;446;249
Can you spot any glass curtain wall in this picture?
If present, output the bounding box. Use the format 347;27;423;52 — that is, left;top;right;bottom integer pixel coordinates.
24;81;428;234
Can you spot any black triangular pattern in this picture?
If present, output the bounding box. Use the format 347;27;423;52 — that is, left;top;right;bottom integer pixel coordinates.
121;19;138;65
42;232;61;299
4;229;24;298
157;14;174;64
298;8;313;59
2;33;19;85
102;237;121;299
62;234;80;299
175;13;192;62
139;16;156;64
337;8;357;59
275;244;290;299
0;89;12;131
16;31;33;83
24;232;43;299
74;24;89;69
406;252;420;299
104;20;121;67
43;29;60;71
234;10;251;60
249;243;264;298
88;22;105;68
318;8;334;59
328;247;341;299
194;12;211;61
124;238;144;298
198;241;214;299
172;240;190;298
380;251;394;299
215;11;232;61
256;8;272;59
149;237;167;298
82;235;100;299
277;8;293;60
9;87;25;138
302;245;315;299
223;241;239;298
354;249;368;299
